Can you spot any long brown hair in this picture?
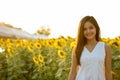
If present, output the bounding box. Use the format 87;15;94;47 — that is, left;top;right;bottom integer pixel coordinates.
75;16;101;65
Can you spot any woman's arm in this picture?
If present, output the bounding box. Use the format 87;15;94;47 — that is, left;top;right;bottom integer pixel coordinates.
68;47;78;80
105;44;113;80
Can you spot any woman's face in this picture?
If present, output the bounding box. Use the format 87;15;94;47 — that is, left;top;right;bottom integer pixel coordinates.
83;21;96;40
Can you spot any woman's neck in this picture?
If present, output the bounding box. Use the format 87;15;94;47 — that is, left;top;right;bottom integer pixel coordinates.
86;39;98;45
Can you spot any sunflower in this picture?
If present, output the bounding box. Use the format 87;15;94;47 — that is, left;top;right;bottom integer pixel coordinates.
46;40;53;47
70;41;76;49
27;41;34;47
14;38;21;43
38;54;44;63
27;46;34;53
33;56;39;64
0;42;4;47
6;38;12;43
0;39;4;47
58;50;65;58
54;39;66;48
112;71;118;76
108;40;118;48
7;48;13;57
40;40;45;46
20;41;26;47
67;36;72;40
0;38;4;42
16;43;20;48
34;42;41;49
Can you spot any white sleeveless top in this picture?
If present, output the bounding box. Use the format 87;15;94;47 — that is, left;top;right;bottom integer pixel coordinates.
75;42;106;80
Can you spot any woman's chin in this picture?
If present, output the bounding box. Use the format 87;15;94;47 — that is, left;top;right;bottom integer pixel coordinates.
85;36;95;40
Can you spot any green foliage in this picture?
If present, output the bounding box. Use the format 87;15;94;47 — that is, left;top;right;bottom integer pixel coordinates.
111;46;120;80
0;36;120;80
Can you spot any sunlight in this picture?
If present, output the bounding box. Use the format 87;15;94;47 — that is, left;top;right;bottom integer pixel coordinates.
0;0;120;38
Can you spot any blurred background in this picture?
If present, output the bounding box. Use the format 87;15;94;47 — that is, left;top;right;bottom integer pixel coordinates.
0;0;120;80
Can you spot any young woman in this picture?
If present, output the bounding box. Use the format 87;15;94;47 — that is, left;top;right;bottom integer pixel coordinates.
68;16;113;80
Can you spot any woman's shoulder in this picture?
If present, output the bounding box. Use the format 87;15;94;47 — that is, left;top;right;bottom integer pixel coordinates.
105;43;111;52
104;42;112;59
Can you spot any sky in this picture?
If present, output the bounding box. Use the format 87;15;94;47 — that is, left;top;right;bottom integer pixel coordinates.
0;0;120;38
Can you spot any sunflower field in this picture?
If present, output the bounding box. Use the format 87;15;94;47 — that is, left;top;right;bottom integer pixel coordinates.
0;36;120;80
